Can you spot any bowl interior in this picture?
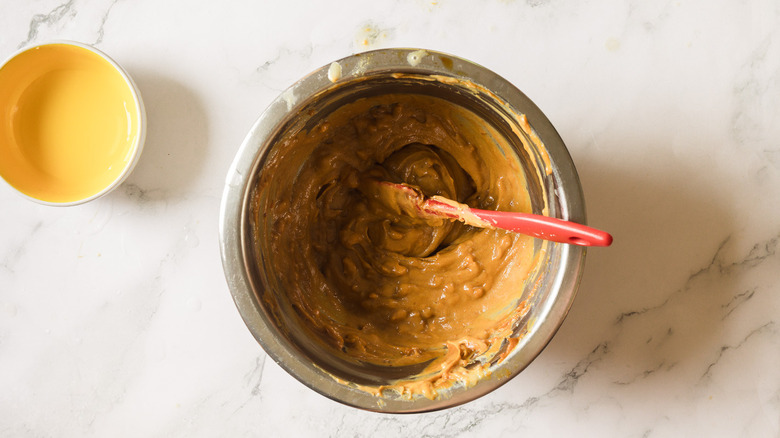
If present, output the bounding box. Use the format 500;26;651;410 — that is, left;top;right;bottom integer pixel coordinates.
242;76;577;408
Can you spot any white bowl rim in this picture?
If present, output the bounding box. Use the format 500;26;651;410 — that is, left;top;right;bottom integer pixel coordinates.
0;40;147;206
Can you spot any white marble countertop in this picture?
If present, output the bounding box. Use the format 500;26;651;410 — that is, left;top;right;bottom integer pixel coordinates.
1;1;779;436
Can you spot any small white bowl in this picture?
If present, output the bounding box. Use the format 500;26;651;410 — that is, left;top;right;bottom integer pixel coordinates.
0;41;146;206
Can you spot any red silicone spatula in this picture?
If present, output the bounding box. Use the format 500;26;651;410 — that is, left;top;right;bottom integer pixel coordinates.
368;181;613;247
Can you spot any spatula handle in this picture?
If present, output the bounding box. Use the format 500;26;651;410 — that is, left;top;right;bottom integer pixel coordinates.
472;209;613;247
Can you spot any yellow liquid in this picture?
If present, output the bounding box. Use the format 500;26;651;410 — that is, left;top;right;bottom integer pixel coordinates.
0;43;140;203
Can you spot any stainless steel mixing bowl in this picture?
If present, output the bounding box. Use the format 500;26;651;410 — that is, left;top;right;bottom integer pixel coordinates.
219;48;586;413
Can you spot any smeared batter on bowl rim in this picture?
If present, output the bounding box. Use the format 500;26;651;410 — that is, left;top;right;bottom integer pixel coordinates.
252;92;545;399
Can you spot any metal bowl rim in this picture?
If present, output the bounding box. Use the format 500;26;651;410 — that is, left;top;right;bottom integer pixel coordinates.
218;47;586;413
